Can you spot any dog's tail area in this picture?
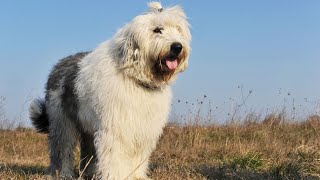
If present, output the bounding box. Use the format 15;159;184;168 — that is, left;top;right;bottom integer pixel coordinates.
29;98;49;133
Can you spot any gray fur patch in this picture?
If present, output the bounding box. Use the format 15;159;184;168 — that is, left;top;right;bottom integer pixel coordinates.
46;52;90;130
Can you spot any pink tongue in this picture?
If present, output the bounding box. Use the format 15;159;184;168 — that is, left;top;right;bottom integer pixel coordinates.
165;59;178;70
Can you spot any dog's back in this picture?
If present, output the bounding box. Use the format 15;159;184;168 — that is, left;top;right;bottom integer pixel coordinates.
30;52;89;133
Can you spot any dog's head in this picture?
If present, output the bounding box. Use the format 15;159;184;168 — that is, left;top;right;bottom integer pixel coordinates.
112;2;191;89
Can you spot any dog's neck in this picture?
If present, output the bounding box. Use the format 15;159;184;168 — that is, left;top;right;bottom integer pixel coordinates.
137;80;163;91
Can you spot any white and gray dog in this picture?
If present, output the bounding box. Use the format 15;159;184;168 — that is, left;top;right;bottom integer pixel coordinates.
29;2;191;179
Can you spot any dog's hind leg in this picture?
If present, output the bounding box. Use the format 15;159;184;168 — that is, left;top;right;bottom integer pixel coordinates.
47;108;79;179
80;132;97;179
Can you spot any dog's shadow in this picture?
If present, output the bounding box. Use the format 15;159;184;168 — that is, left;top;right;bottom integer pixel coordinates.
196;165;269;180
149;163;270;179
195;165;319;180
150;163;318;180
0;163;47;176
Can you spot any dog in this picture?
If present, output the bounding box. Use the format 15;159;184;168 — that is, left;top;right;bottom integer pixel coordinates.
29;2;191;179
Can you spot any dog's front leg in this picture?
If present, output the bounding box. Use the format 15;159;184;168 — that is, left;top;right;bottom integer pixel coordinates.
95;129;136;179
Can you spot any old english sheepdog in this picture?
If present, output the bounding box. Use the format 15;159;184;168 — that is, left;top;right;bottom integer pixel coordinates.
29;2;191;179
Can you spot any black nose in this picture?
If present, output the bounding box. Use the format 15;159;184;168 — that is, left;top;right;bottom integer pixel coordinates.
171;42;183;55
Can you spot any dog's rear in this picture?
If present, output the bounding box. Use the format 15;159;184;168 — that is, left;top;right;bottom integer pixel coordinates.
29;52;96;178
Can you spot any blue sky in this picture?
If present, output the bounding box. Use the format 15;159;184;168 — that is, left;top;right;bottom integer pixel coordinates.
0;1;319;124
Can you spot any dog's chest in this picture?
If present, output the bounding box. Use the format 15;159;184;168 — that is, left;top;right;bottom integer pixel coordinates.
109;85;172;146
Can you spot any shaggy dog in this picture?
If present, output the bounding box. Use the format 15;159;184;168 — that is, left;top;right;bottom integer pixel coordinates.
29;2;191;179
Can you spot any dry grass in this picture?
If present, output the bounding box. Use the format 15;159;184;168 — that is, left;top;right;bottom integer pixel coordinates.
0;114;320;179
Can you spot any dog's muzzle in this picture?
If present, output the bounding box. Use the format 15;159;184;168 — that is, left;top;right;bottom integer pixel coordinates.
163;42;183;71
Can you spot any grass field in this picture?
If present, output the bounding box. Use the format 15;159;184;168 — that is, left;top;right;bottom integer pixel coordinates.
0;113;319;179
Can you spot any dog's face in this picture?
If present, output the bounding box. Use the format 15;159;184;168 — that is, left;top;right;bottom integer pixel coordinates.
113;2;191;88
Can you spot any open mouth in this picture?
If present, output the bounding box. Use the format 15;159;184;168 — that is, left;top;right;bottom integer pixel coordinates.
153;53;181;82
161;55;179;71
165;58;178;70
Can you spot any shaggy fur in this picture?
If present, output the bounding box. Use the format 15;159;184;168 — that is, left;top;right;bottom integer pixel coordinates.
29;2;191;179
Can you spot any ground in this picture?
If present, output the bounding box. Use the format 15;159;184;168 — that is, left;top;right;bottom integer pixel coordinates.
0;114;320;179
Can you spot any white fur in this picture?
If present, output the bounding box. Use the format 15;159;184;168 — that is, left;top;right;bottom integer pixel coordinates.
148;2;162;12
75;3;191;179
54;2;190;179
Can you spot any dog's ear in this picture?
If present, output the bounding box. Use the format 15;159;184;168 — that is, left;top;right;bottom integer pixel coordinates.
113;26;141;68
